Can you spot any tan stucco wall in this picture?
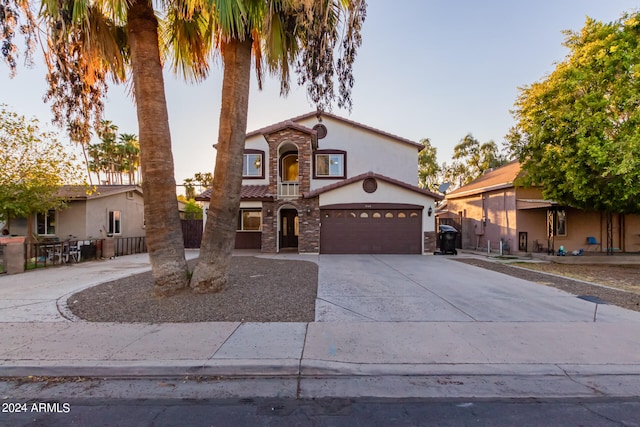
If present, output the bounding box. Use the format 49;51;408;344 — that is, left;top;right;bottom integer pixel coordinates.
624;214;640;253
84;192;146;239
448;188;517;252
57;201;88;239
449;183;640;253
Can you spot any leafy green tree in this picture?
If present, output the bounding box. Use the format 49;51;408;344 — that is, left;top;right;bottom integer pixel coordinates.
193;172;213;188
177;195;203;218
184;198;204;219
444;134;507;188
507;12;640;214
0;105;85;236
183;172;213;199
418;138;441;191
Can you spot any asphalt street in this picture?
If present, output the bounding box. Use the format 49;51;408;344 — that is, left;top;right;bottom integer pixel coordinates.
2;395;639;427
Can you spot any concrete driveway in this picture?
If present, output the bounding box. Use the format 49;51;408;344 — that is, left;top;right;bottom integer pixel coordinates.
315;254;640;323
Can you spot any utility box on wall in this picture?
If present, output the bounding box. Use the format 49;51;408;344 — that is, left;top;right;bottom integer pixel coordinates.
0;236;26;274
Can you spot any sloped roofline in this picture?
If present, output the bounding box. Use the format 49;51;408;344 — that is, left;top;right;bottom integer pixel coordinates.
246;111;424;151
245;120;317;139
195;185;273;202
303;171;444;200
59;185;143;200
445;160;521;199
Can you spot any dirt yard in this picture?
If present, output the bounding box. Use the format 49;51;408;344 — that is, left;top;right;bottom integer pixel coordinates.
511;262;640;294
455;258;640;312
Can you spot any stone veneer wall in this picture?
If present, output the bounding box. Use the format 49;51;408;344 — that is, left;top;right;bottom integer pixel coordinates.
423;231;437;254
264;128;313;197
261;201;277;253
260;198;320;253
261;127;319;253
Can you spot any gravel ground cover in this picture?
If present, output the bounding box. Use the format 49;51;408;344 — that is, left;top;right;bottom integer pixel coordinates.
454;258;640;312
67;257;318;323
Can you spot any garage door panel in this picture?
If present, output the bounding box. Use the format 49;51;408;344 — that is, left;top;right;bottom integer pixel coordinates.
320;208;421;254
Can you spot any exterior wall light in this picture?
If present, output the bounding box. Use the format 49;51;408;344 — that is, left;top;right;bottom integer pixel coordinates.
428;207;433;217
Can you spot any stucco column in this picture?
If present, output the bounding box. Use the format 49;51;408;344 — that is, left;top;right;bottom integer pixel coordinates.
1;237;26;274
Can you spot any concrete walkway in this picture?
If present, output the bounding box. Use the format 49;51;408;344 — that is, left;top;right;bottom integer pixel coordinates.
1;251;640;399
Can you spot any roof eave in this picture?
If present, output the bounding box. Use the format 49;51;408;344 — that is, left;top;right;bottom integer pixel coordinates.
446;182;514;199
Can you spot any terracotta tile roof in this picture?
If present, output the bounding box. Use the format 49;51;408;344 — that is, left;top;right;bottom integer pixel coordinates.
58;185;142;199
196;185;272;201
245;120;317;138
445;161;521;199
246;111;424;151
302;171;443;200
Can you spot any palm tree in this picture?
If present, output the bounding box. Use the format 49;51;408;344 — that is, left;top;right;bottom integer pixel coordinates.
95;121;119;184
118;133;140;184
190;0;367;292
3;0;366;296
124;0;204;294
183;178;196;199
30;0;210;295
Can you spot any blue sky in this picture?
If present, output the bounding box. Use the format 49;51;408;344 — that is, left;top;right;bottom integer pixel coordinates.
1;1;637;186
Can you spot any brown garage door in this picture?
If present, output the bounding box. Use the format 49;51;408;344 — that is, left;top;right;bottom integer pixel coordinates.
320;205;422;254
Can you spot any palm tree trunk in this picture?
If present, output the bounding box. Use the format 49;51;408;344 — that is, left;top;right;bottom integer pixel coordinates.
128;0;189;296
190;37;253;293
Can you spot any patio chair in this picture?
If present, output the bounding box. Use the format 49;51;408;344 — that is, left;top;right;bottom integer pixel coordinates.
586;236;601;251
45;242;64;263
65;241;80;263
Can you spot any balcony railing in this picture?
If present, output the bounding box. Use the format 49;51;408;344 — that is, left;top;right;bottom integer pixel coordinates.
278;181;299;198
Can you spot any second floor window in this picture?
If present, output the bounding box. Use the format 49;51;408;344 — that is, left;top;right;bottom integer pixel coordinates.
243;152;263;178
36;209;56;235
315;152;345;178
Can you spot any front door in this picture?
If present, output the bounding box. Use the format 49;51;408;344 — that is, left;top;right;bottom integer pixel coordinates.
280;209;299;249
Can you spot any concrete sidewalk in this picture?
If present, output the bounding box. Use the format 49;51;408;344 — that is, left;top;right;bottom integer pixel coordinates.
1;252;640;399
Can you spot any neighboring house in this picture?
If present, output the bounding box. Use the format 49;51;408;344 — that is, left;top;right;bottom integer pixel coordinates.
197;111;443;254
444;161;640;254
8;185;145;241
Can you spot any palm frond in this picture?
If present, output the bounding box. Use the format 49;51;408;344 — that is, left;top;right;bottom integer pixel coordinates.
163;3;211;82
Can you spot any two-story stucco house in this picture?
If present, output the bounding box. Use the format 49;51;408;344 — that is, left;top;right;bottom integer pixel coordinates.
197;112;443;254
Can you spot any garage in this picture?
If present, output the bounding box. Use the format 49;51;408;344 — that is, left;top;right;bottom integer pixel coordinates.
320;204;423;254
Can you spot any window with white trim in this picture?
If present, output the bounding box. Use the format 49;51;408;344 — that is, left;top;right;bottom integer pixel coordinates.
237;209;262;231
108;210;122;235
36;209;56;235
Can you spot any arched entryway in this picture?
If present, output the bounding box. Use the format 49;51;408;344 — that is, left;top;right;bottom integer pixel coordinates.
279;207;299;251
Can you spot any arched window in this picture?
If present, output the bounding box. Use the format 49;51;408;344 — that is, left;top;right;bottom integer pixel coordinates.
281;154;299;182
